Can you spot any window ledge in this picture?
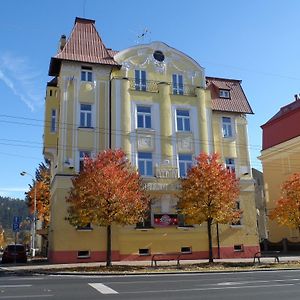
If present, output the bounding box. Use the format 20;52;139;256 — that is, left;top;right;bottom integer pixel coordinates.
177;226;195;230
176;130;192;134
136;128;156;133
135;227;154;231
78;127;94;131
222;136;235;140
76;228;93;232
230;225;243;228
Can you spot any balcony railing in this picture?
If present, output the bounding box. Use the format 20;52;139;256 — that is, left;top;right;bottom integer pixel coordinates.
128;78;159;93
172;84;196;97
112;77;197;96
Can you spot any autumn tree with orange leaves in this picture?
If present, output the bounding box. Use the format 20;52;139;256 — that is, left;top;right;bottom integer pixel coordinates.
66;149;149;267
26;162;50;226
270;173;300;229
178;153;240;263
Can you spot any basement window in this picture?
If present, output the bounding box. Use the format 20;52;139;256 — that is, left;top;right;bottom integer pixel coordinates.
77;250;90;258
139;248;150;256
233;244;244;252
181;246;192;254
76;223;93;231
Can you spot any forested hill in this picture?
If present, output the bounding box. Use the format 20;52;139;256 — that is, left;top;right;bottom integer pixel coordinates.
0;196;30;229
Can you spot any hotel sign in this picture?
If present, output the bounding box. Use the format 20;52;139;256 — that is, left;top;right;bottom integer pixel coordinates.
145;182;181;191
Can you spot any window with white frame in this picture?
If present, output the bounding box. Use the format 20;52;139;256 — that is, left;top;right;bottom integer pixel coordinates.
176;109;191;132
178;154;193;177
172;74;184;95
135;70;146;91
79;150;91;172
80;104;92;128
81;67;92;82
50;109;57;133
222;116;233;138
219;89;230;98
137;106;151;129
138;152;153;176
225;158;235;173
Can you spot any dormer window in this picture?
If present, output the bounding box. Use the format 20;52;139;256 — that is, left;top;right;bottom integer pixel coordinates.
219;89;230;98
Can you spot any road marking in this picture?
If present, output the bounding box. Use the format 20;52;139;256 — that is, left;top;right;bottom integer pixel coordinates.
0;295;53;299
89;283;119;294
0;285;32;288
7;278;44;281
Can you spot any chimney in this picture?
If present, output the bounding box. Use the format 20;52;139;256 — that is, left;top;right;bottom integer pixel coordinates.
294;94;298;101
59;35;66;51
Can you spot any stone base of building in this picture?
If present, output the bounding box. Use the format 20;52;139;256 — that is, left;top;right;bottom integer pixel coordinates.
48;245;260;264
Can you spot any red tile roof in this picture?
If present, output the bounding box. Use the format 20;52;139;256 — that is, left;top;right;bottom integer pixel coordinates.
49;17;119;76
206;77;253;114
262;96;300;126
261;98;300;150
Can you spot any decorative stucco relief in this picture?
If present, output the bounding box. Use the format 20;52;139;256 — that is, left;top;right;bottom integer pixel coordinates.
137;134;154;151
177;135;193;153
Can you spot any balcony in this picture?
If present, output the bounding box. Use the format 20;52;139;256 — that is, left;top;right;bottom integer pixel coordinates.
128;78;159;93
113;77;196;96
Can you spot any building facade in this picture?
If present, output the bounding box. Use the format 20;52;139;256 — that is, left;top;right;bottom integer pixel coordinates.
260;95;300;242
44;17;259;263
252;168;268;241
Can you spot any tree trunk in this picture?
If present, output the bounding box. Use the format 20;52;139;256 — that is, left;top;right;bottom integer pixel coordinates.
207;218;213;263
106;225;112;267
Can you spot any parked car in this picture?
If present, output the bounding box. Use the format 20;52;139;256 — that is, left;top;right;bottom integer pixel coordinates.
1;244;27;263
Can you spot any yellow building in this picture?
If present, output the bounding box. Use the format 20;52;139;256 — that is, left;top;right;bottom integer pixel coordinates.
44;17;259;263
260;96;300;243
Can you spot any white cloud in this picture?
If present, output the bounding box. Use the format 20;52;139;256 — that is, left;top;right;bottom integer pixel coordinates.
0;52;44;111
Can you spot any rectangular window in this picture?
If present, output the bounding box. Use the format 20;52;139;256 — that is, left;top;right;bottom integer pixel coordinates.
225;158;235;173
135;70;146;91
139;248;150;256
176;109;190;132
222;117;233;138
219;89;230;98
178;154;193;177
76;223;92;231
138;152;153;176
172;74;184;95
232;200;242;226
81;67;92;82
50;109;57;133
77;250;90;258
177;214;193;228
136;209;152;229
233;244;244;252
181;246;192;254
80;104;92;128
79;151;91;172
137;106;151;129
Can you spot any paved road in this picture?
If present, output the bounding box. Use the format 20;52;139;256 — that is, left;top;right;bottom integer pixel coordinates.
2;270;300;299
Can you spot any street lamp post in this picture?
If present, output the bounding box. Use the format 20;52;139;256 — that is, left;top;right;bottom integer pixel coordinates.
20;171;37;257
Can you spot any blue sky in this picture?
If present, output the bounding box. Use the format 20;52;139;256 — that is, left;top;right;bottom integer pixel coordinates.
1;0;300;199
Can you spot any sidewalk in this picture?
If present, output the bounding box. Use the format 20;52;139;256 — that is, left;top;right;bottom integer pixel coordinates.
1;256;300;274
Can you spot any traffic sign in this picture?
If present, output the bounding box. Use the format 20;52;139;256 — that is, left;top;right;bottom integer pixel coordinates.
12;216;21;232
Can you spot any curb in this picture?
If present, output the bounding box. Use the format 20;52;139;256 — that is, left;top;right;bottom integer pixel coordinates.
4;266;300;277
